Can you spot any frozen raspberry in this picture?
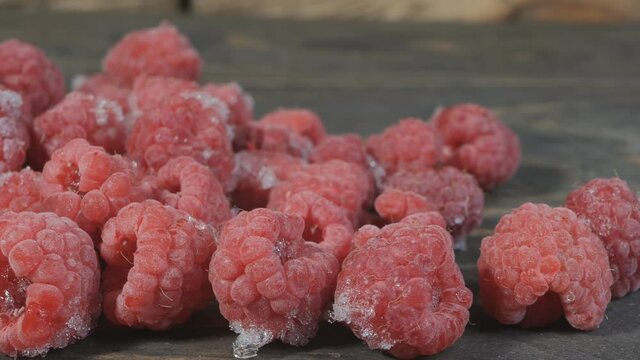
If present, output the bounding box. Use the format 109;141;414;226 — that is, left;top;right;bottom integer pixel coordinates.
431;103;521;190
366;118;443;177
374;189;446;227
310;134;367;168
33;91;126;158
0;85;32;125
202;82;254;146
0;169;63;213
130;75;199;115
73;73;132;114
477;203;613;330
127;90;234;189
41;138;145;240
259;109;326;145
0;113;30;174
565;178;640;298
209;208;340;357
245;122;314;159
0;211;101;357
384;166;484;249
103;23;202;86
0;40;65;116
231;150;305;210
279;191;354;262
143;156;232;227
332;214;472;358
100;200;215;330
268;160;373;226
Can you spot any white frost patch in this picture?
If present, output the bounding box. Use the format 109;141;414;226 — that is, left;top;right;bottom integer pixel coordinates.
93;98;124;126
229;322;273;359
0;89;23;121
257;166;277;190
71;74;88;90
182;91;230;123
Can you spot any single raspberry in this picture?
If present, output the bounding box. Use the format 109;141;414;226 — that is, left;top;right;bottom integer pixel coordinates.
103;23;202;86
366;118;443;176
100;200;215;330
41;138;145;240
258;109;326;145
310;134;367;168
384;166;484;249
127;90;234;189
0;169;63;213
0;211;101;357
477;203;613;330
130;75;199;115
268;160;373;226
565;178;640;298
143;156;232;227
209;208;340;357
201;82;254;146
374;189;446;227
0;85;32;125
279;191;354;262
431;103;521;190
0;110;30;173
0;40;65;116
33;91;126;158
231;150;305;210
332;214;472;358
73;73;132;114
245;122;314;159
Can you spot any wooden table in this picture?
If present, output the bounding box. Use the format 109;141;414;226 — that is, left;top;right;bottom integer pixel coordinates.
1;12;639;360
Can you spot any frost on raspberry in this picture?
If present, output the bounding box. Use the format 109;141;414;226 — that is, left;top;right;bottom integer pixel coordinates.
384;166;484;249
259;109;326;145
0;84;32;125
127;90;234;189
100;200;215;330
245;122;314;159
144;156;232;227
0;168;63;213
0;211;101;357
477;203;613;330
33;91;126;158
0;39;65;116
374;189;446;228
332;214;472;359
202;82;254;147
73;73;132;114
231;150;305;210
565;178;640;298
41;138;145;240
0;91;30;173
431;103;521;190
130;75;199;115
209;208;340;358
103;23;202;86
366;118;443;176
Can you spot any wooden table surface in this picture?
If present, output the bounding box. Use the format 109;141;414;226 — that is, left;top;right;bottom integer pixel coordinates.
1;12;639;360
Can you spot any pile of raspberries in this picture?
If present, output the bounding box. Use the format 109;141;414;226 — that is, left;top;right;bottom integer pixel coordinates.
0;22;636;360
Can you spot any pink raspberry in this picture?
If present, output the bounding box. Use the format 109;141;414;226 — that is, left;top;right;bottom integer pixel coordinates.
73;73;132;114
366;118;443;176
0;211;101;357
245;122;314;159
143;156;232;227
33;91;126;158
565;178;640;298
332;214;472;358
100;200;215;330
384;166;484;249
374;189;446;227
41;138;145;240
209;208;340;357
0;95;30;172
477;203;613;330
127;90;234;189
201;82;254;146
0;169;63;213
231;150;305;210
0;39;65;116
0;84;32;125
431;103;521;190
310;134;368;168
258;109;326;145
130;75;199;115
103;23;202;86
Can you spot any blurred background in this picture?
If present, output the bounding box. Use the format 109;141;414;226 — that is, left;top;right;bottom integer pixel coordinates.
2;0;640;23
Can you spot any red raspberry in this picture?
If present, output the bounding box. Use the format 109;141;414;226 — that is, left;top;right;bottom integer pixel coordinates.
0;211;101;357
332;214;472;358
103;23;202;86
231;150;305;210
565;178;640;298
201;82;254;140
374;189;446;227
0;169;63;213
268;160;373;226
477;203;613;330
0;39;65;116
143;156;232;227
245;122;314;159
0;84;32;125
431;103;521;190
130;75;199;115
0;111;30;173
209;208;340;357
100;200;215;330
41;138;145;240
73;73;132;114
33;91;126;158
366;118;443;176
384;166;484;249
258;109;326;145
127;90;234;189
310;134;368;168
279;191;354;262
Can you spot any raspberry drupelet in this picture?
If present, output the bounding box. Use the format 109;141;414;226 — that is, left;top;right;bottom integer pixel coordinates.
0;169;63;213
431;103;521;190
374;189;446;227
332;213;472;359
0;211;101;357
0;88;31;173
100;200;216;330
477;203;613;330
103;23;202;86
0;39;65;116
565;178;640;298
209;208;340;358
73;73;132;114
